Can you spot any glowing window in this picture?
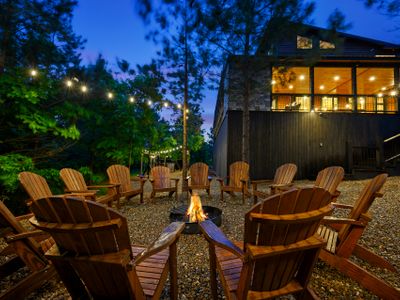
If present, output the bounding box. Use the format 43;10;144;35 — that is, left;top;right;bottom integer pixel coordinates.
297;36;312;49
320;40;335;49
272;67;310;94
357;68;394;95
314;67;352;95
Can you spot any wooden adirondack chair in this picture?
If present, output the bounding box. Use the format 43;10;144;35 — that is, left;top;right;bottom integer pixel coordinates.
183;162;212;197
200;187;333;299
29;196;185;300
0;200;57;299
314;166;344;201
60;168;118;207
217;161;250;203
106;164;146;207
19;171;92;203
318;173;399;299
252;163;297;204
149;166;179;201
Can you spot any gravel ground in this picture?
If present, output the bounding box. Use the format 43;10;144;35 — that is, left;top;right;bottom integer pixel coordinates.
2;174;399;299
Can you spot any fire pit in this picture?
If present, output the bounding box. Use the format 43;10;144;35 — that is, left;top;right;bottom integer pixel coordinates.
169;194;222;234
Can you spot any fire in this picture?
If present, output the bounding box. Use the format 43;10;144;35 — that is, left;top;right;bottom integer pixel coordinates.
186;193;207;222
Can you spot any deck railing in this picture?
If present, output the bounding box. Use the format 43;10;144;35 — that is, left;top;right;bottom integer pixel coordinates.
383;133;400;163
272;94;398;113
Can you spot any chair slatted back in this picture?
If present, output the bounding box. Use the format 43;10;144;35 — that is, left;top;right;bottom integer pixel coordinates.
273;163;297;185
338;173;387;241
151;166;171;189
189;162;209;186
19;172;53;201
30;196;138;299
242;188;332;293
228;161;249;188
107;165;132;193
315;166;344;195
0;200;47;271
60;168;88;192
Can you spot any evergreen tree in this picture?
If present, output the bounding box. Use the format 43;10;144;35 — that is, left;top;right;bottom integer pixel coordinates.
136;0;217;184
197;0;316;163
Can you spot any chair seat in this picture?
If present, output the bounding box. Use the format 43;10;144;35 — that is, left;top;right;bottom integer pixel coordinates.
317;225;338;253
215;241;243;293
132;246;169;297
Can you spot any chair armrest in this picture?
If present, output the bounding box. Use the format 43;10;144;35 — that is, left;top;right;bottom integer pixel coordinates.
247;235;325;259
131;176;146;183
251;179;273;191
4;230;49;243
65;189;97;195
270;183;294;191
87;184;117;189
331;203;353;209
15;213;34;221
171;178;180;184
199;220;244;259
133;222;185;265
321;216;365;226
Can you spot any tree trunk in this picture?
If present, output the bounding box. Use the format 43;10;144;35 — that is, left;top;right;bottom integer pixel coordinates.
182;2;189;193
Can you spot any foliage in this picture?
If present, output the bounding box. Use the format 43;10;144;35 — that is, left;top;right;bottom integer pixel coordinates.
0;0;213;211
0;0;85;71
0;154;33;193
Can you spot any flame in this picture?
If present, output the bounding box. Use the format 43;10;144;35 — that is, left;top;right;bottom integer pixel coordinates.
186;193;207;222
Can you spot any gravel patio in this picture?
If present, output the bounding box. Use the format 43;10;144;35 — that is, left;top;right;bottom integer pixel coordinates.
3;174;399;299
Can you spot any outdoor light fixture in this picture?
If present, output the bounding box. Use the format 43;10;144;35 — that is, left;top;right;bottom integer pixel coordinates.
177;103;182;109
369;76;376;81
81;85;88;93
271;80;276;85
186;109;189;113
345;103;350;109
333;75;340;81
66;80;73;87
299;75;305;80
147;100;152;106
381;87;387;91
164;102;169;107
289;85;293;89
129;96;135;103
107;92;114;99
378;93;383;97
311;109;315;113
30;69;37;77
390;91;397;96
319;85;325;90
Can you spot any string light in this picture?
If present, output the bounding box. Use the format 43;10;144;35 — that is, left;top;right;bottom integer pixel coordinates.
24;68;192;112
143;145;183;156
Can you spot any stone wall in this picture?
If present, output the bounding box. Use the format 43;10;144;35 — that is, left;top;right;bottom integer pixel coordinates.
227;56;271;111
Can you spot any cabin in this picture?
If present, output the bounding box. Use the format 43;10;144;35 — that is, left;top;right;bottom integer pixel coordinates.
213;23;400;179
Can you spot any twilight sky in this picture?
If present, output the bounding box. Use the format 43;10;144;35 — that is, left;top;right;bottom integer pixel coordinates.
72;0;399;133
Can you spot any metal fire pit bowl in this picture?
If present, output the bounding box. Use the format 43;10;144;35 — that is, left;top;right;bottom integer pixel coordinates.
169;205;222;234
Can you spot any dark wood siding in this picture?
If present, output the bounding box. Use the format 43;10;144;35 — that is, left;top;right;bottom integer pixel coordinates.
213;115;228;178
223;111;400;179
